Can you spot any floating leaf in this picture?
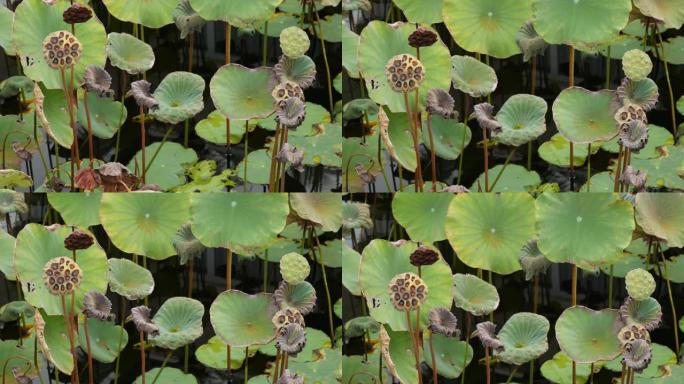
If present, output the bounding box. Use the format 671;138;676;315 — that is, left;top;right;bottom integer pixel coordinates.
210;290;276;347
471;164;541;192
541;352;592;384
151;71;205;124
195;336;254;370
210;64;275;120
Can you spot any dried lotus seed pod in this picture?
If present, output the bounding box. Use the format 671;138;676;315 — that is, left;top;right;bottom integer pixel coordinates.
42;256;82;295
272;307;305;329
272;81;305;103
385;54;425;93
387;272;428;311
42;30;82;69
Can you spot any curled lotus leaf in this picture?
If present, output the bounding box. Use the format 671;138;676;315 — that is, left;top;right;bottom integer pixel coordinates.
494;94;547;147
495;312;549;365
106;32;155;75
633;0;684;30
450;55;498;98
290;193;342;233
107;258;155;301
150;297;204;350
452;273;499;316
150;71;205;124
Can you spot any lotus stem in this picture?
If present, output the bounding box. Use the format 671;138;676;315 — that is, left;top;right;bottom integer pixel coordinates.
489;147;518;191
608;265;614;308
263;251;269;292
571;262;577;384
659;244;680;357
59;67;79;189
225;23;232;168
60;294;79;384
505;365;520;384
568;46;575;191
405;309;423;384
151;350;173;384
244;120;249;190
226;247;233;378
82;90;95;166
244;347;249;384
269;123;281;192
456;95;470;185
426;113;438;191
83;316;94;384
620;361;626;384
614;145;623;192
139;330;146;384
1;355;34;384
278;128;289;192
654;26;678;142
403;91;423;191
313;8;335;120
114;298;127;384
376;125;392;191
460;313;471;384
262;22;269;66
32;109;49;182
311;226;335;343
143;125;174;176
272;349;281;383
183;257;193;373
428;331;438;384
114;71;127;163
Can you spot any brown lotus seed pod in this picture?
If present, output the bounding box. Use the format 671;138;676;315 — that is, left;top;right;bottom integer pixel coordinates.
615;104;647;126
42;256;82;295
409;246;439;266
618;323;650;347
387;272;428;311
272;307;305;329
64;230;94;251
42;30;82;69
272;81;305;103
408;27;438;48
385;54;425;93
63;3;93;24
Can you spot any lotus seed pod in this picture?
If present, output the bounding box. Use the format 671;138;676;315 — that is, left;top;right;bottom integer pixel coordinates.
622;49;652;81
622;338;653;373
42;256;82;295
272;81;305;104
42;30;82;69
62;3;93;24
64;230;94;251
387;272;428;311
618;323;651;346
279;252;310;285
625;268;656;301
280;26;310;59
408;27;438;48
385;54;425;93
272;307;305;329
409;246;439;266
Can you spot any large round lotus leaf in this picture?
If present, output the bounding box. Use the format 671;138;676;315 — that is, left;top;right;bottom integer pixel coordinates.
471;164;541;193
422;334;472;379
662;36;684;65
314;238;342;268
195;110;246;145
43;313;75;374
343;354;381;384
288;348;342;382
580;172;615;192
210;64;275;120
394;0;443;23
106;32;155;75
357;21;451;113
541;352;593;384
47;191;102;228
189;193;288;250
536;193;634;266
134;368;197;384
496;312;549;365
78;318;127;363
631;145;684;189
452;273;499;316
553;87;619;144
450;55;498;98
14;225;107;315
445;193;536;274
127;142;198;191
150;71;205;124
150;297;204;350
236;148;272;186
254;13;300;37
602;125;673;160
290;193;342;232
358;240;453;331
279;0;326;13
0;115;42;169
494;94;547;146
0;339;36;382
190;0;281;23
195;336;256;370
257;102;331;137
635;193;684;248
210;290;276;347
0;231;15;281
99;193;190;260
604;343;676;379
386;328;423;383
421;117;471;161
41;88;74;148
0;7;15;56
13;0;107;89
443;0;532;59
77;91;127;139
107;258;155;300
533;0;631;45
555;306;621;363
103;0;180;28
392;193;453;243
382;108;420;172
342;26;360;78
342;243;362;296
539;133;597;167
634;0;684;30
258;327;331;362
288;123;342;168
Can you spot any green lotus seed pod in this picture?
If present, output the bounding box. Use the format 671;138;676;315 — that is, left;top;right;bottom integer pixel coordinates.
625;268;656;301
279;252;310;285
279;26;310;59
622;49;652;81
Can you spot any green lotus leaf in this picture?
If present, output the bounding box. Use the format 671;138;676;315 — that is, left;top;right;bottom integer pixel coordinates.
127;142;198;190
553;87;620;144
235;148;272;186
255;13;301;37
78;318;128;363
494;94;547;146
0;169;32;189
150;297;204;350
43;313;75;374
359;240;453;331
77;91;127;139
539;133;597;167
345;316;380;339
393;0;443;23
134;368;197;384
258;102;331;137
195;110;246;144
0;76;34;100
334;298;342;319
190;0;282;24
189;193;288;250
597;35;648;60
0;301;34;323
392;193;453;243
617;78;659;112
290;193;342;232
381;107;421;172
600;254;649;279
13;0;107;89
258;327;331;362
254;238;303;263
604;343;676;379
421;117;471;161
41;88;74;148
342;243;362;296
274;280;317;314
103;0;180;28
343;99;378;121
0;230;15;281
210;290;276;347
106;32;155;75
631;145;684;189
555;306;622;363
580;172;615;192
210;64;274;120
47;191;102;228
443;0;532;58
634;0;684;30
342;201;372;231
533;0;631;45
601;125;673;160
452;273;499;316
14;225;107;315
620;296;662;331
99;193;190;260
314;238;342;268
342;134;382;192
536;193;634;266
451;55;498;98
107;258;155;300
541;352;593;384
150;71;205;124
317;13;342;43
661;36;684;65
279;222;324;240
662;255;684;283
342;26;360;78
0;114;41;170
196;336;255;370
445;193;536;274
635;193;684;248
357;21;451;112
0;7;15;56
495;312;549;365
288;123;342;167
0;339;36;383
343;354;381;384
422;334;472;379
288;347;342;381
386;328;423;383
471;164;541;193
279;0;325;13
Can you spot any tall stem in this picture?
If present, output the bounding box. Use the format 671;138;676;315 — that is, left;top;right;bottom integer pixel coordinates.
82;90;95;165
460;313;471;384
139;105;146;184
226;248;232;378
269;123;281;192
83;317;94;384
403;91;423;191
139;330;146;384
456;95;470;185
485;347;491;384
482;127;489;192
60;295;79;384
426;114;437;191
571;263;577;384
568;46;575;190
313;9;335;119
405;310;423;384
311;226;335;343
150;350;173;384
654;26;678;142
428;332;438;384
225;23;232;167
243;120;249;190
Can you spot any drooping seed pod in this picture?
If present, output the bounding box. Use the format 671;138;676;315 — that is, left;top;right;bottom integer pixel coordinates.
275;323;307;356
408;27;438;48
409;246;439;266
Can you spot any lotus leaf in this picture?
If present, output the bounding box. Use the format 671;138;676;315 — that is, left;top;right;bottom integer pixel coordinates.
78;318;128;363
495;312;549;365
107;258;155;301
103;0;180;28
555;306;622;363
553;87;620;144
494;94;547;146
471;164;542;192
106;32;155;75
422;334;473;379
134;368;197;384
421;117;471;161
391;193;453;243
290;193;342;232
452;273;499;316
190;0;282;24
47;191;102;228
450;55;498;98
150;297;204;350
635;193;684;248
127;142;198;190
210;64;275;120
195;336;255;370
210;290;276;347
150;71;205;124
